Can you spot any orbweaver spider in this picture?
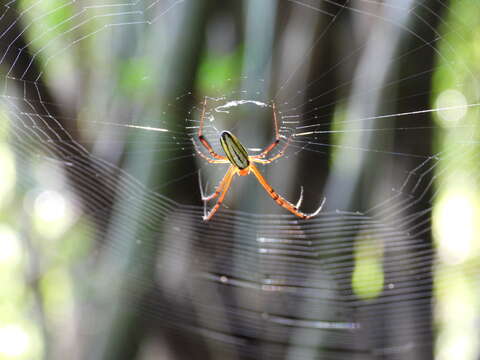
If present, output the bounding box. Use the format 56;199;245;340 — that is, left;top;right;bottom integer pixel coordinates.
193;98;325;221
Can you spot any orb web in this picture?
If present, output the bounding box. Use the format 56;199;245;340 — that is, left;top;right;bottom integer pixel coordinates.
0;0;479;359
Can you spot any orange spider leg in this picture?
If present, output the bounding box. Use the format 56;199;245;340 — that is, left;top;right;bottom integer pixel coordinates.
198;97;225;160
251;136;292;164
192;139;229;164
249;163;325;219
198;97;208;138
203;167;236;221
251;101;281;159
199;166;235;201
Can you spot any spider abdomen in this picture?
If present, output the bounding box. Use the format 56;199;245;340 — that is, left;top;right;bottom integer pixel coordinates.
220;131;250;170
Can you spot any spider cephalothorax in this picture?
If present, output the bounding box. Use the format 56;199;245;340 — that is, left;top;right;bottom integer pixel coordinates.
193;98;325;221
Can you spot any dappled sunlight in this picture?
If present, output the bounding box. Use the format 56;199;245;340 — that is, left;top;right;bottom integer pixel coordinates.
433;189;478;265
435;275;479;360
0;225;21;265
0;144;16;208
352;234;384;300
0;325;30;358
0;0;479;358
434;89;468;126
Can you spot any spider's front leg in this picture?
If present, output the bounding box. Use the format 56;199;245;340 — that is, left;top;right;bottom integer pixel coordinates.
192;138;229;164
251;135;292;164
196;96;226;161
250;101;282;160
198;136;226;160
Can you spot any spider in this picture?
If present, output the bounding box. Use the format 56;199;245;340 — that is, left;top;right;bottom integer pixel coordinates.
193;97;325;221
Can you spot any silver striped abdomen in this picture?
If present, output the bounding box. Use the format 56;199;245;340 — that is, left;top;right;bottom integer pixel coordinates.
220;131;250;170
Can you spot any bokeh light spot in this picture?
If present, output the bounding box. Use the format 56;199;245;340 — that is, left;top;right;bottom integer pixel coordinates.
0;144;16;207
0;224;21;265
434;89;467;125
434;190;477;264
0;325;30;357
33;190;67;223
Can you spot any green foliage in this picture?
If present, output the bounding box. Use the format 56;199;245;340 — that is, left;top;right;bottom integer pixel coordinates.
351;234;384;300
197;48;243;93
432;2;480;358
19;0;75;35
118;57;155;98
432;1;480;107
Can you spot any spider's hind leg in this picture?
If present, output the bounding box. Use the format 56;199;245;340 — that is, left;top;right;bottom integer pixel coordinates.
198;167;234;202
202;168;236;221
250;163;325;219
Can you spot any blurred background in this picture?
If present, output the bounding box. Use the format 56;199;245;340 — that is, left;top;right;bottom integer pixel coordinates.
0;0;479;359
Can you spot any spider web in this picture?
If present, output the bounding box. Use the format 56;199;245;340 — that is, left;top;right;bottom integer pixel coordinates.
0;0;479;359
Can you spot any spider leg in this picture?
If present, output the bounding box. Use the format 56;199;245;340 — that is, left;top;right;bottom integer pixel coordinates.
198;136;226;160
250;164;325;219
198;166;234;201
197;96;225;160
198;96;208;138
251;101;281;159
203;167;236;221
251;135;292;164
192;138;229;164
